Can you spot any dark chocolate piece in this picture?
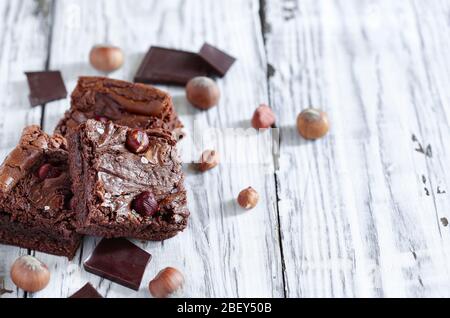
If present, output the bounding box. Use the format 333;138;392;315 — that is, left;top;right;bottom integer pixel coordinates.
67;120;189;241
199;43;236;77
25;71;67;107
0;126;82;259
69;283;103;298
54;77;182;137
84;238;151;291
134;47;211;85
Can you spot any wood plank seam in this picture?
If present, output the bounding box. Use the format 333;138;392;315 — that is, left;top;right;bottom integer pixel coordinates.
258;0;288;298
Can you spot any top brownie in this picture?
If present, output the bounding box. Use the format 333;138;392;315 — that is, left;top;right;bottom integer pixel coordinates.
55;77;182;136
68;120;189;241
0;126;82;259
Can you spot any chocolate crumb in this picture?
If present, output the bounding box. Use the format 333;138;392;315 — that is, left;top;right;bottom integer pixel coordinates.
440;217;448;227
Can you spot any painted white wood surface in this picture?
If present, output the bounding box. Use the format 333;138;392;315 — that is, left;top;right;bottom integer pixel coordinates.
265;0;450;297
0;0;51;298
0;0;449;298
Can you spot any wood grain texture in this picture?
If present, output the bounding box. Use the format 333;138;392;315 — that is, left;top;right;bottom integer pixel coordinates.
1;0;449;298
34;0;283;298
0;0;52;298
264;0;450;297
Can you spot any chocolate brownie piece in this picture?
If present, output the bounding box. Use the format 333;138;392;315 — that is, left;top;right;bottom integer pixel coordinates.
68;120;189;240
0;126;82;259
55;77;183;137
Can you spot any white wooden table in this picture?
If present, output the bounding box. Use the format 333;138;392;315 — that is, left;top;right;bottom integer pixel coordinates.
0;0;449;298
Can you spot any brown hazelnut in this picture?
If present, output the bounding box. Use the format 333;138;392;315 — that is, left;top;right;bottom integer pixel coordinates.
186;77;220;110
149;267;184;298
131;191;159;217
37;163;62;181
251;104;276;129
296;108;329;140
198;150;219;172
89;45;124;73
10;255;50;292
126;129;150;154
237;187;259;209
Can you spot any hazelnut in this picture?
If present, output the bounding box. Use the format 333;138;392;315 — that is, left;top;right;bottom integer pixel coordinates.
251;104;276;129
149;267;184;298
296;108;329;140
37;163;62;181
89;45;124;73
10;255;50;292
186;77;220;110
94;115;109;123
131;191;159;217
126;129;150;154
237;187;259;209
198;150;219;172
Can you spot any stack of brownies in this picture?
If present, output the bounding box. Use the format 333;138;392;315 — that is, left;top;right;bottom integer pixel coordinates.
0;77;189;259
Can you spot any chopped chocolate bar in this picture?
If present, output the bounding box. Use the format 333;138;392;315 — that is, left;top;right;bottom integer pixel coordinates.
25;71;67;107
0;126;82;259
199;43;236;77
55;77;182;136
84;238;151;291
67;120;189;241
69;283;103;298
134;46;211;85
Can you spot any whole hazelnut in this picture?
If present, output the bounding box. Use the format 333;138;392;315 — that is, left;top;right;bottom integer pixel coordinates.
89;45;124;73
10;255;50;292
186;77;220;110
237;187;259;209
296;108;329;140
131;191;159;217
198;150;219;172
37;163;62;181
126;129;150;154
149;267;184;298
251;104;276;129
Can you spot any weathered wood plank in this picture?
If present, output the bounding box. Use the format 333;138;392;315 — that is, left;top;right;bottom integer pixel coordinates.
264;0;450;297
36;0;283;298
0;0;53;298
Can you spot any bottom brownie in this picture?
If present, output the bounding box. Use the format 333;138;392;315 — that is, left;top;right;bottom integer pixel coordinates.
0;125;82;259
0;213;81;259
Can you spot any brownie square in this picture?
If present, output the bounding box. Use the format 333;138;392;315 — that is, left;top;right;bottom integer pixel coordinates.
55;77;183;137
0;126;82;259
68;120;189;240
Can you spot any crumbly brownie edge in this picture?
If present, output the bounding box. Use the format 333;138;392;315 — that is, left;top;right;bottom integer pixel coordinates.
67;125;91;230
0;213;81;260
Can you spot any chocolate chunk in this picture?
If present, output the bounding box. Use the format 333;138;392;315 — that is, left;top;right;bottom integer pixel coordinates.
84;238;151;290
69;283;103;298
134;47;211;85
199;43;236;77
25;71;67;107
